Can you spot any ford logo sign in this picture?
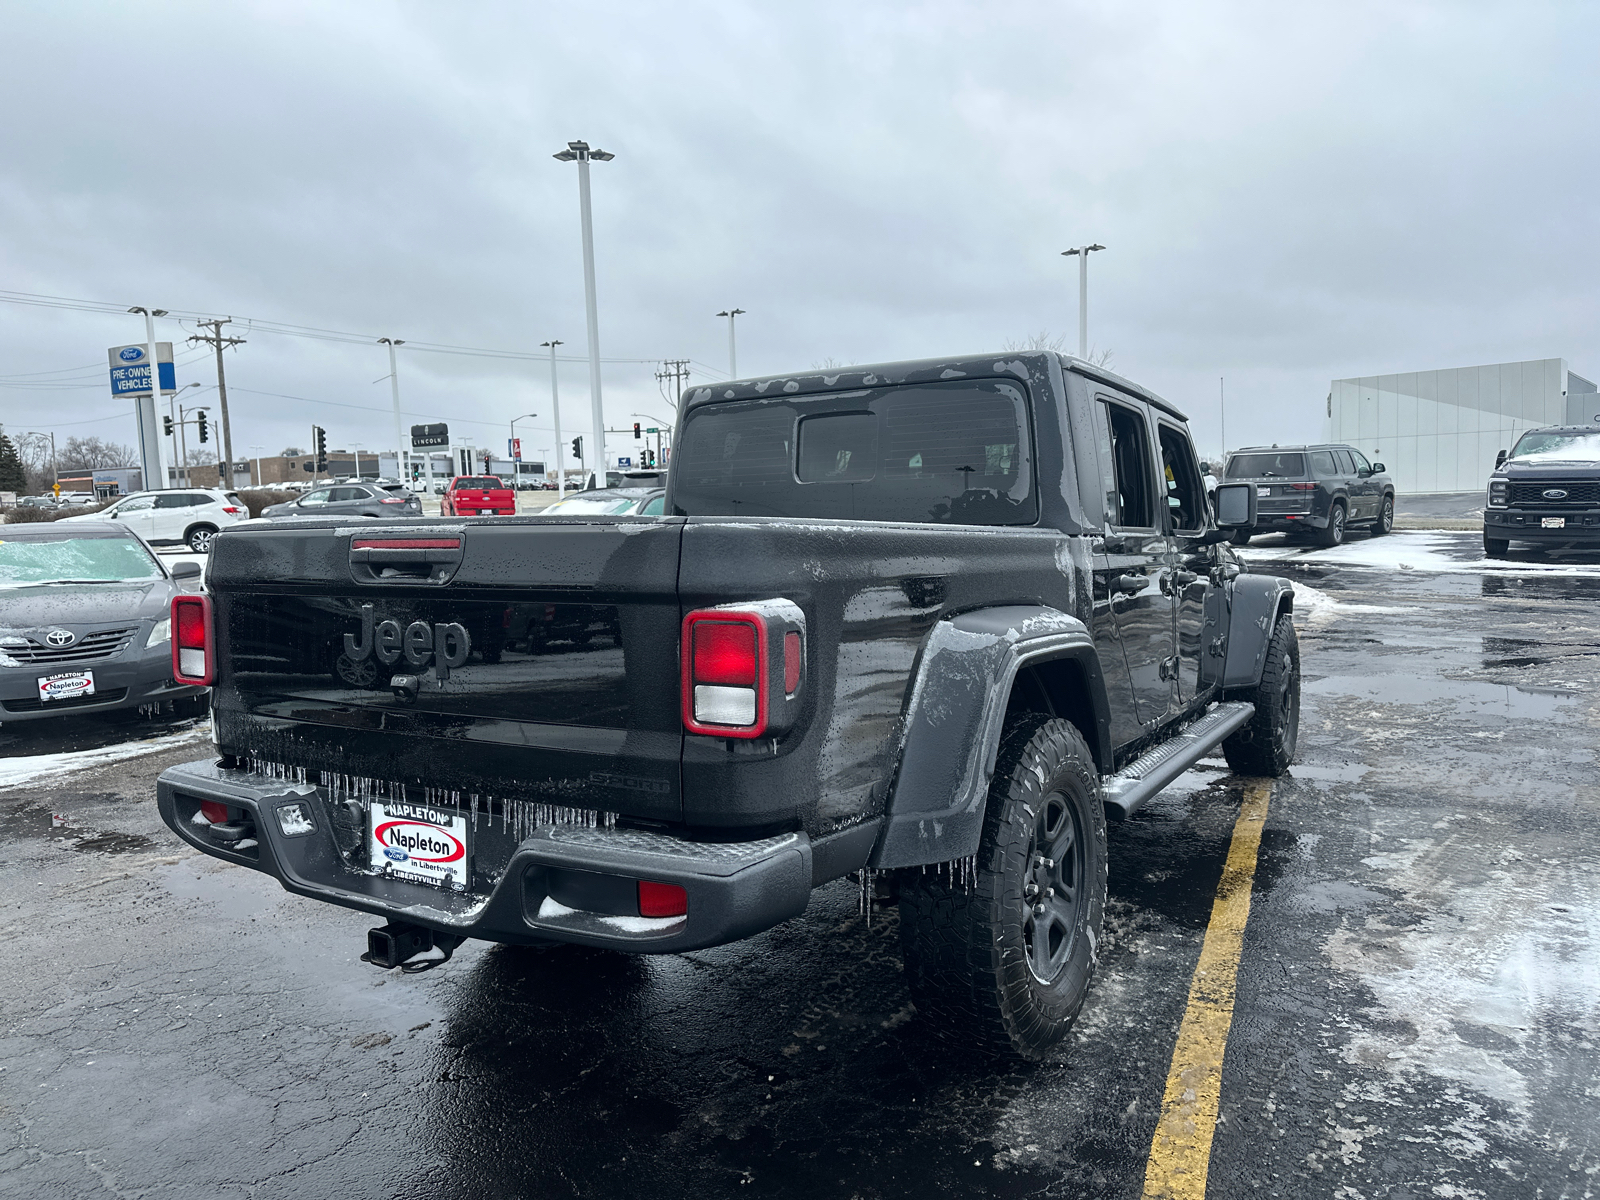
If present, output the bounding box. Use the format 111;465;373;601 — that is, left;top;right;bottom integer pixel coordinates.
1543;489;1569;500
383;847;409;862
118;346;143;362
45;629;75;647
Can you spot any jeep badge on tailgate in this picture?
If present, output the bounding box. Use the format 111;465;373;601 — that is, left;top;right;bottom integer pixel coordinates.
343;603;470;682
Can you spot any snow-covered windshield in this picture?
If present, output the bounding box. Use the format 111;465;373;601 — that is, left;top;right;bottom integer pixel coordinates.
543;496;638;515
0;534;162;585
1509;431;1600;462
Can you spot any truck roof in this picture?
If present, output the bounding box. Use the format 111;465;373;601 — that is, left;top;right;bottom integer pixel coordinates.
681;351;1190;422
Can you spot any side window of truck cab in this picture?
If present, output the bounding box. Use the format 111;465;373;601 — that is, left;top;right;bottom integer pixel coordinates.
1156;422;1207;533
1093;398;1157;530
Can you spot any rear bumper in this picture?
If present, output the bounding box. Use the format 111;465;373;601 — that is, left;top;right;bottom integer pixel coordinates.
156;757;813;954
1485;509;1600;545
1253;512;1326;531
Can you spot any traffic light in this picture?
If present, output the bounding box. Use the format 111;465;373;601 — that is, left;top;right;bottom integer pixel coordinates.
163;415;173;436
571;436;583;461
633;422;641;440
196;410;209;443
313;426;327;470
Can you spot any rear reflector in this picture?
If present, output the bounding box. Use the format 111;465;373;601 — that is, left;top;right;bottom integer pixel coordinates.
784;631;801;694
351;537;461;550
638;880;687;918
200;800;230;824
171;595;214;685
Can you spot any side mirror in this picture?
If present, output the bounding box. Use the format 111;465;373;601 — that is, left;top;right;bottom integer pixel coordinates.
1494;449;1507;469
1212;482;1257;529
170;561;203;579
1370;462;1386;474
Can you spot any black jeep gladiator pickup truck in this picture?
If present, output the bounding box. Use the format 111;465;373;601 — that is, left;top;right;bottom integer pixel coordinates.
157;352;1298;1058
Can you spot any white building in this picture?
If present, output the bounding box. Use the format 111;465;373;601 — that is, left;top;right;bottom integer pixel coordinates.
1324;358;1596;494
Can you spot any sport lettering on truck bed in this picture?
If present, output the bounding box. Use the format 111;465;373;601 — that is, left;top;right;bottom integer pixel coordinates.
156;351;1300;1059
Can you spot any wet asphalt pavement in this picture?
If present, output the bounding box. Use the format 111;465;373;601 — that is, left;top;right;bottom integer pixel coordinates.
2;529;1597;1199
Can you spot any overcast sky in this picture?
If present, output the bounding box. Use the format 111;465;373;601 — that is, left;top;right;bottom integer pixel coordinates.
2;0;1596;472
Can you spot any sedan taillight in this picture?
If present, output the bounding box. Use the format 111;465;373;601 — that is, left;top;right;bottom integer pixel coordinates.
171;595;214;685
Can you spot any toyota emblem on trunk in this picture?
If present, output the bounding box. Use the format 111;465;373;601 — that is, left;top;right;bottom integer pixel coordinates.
45;629;75;647
1543;489;1569;500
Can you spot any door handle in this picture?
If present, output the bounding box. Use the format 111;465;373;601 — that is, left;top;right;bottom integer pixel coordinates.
1172;570;1198;587
1111;574;1147;595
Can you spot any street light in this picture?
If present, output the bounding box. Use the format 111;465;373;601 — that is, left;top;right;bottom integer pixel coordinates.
1059;245;1105;359
127;307;170;489
716;309;746;379
541;339;566;497
249;444;264;488
378;337;411;487
169;382;201;485
553;141;614;485
510;412;537;498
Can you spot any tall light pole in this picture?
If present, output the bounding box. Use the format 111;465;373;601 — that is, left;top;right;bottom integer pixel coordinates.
716;309;746;379
168;382;201;484
1059;245;1105;359
541;339;565;496
553;141;614;484
510;412;537;497
127;307;169;490
378;337;405;480
249;444;264;487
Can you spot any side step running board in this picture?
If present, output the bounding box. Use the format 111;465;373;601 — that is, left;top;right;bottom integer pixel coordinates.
1101;701;1255;821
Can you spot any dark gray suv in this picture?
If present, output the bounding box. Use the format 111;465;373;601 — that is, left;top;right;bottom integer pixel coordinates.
1224;444;1395;547
261;483;423;521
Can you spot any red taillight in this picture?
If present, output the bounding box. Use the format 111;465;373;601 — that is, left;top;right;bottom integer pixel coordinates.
222;506;242;514
638;880;687;918
681;610;766;737
1286;483;1317;491
171;595;214;685
200;801;230;824
378;497;406;505
694;622;758;686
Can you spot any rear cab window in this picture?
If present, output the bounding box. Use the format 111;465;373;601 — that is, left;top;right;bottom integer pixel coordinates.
672;378;1036;525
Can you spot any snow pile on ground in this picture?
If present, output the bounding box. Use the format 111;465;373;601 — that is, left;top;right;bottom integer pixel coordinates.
1289;581;1419;624
1243;530;1600;577
0;725;210;790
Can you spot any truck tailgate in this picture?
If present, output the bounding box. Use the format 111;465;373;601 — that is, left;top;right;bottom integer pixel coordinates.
208;518;684;822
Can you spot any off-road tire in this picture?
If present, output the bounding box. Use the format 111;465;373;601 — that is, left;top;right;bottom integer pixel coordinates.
1314;503;1346;548
186;525;218;554
1223;613;1300;776
898;715;1108;1060
1372;494;1395;535
1483;534;1509;558
1229;528;1253;546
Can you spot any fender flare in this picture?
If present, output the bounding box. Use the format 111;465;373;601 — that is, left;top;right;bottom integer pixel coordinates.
869;605;1111;869
1221;573;1294;692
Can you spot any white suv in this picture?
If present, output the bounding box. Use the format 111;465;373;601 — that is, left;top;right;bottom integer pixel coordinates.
63;489;246;553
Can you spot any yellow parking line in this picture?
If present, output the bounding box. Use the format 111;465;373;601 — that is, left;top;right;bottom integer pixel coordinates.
1141;779;1273;1200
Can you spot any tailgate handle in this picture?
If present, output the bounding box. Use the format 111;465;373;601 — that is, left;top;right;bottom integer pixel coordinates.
350;536;463;584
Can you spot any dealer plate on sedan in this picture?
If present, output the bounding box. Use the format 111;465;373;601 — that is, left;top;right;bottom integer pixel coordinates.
1542;517;1566;529
368;800;470;890
38;670;95;703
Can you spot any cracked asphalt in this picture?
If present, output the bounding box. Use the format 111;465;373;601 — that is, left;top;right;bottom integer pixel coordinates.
1;529;1596;1199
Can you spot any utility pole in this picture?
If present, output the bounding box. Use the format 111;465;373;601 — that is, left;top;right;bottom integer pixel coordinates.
656;358;690;413
553;141;615;485
716;310;745;378
378;338;405;480
189;319;244;489
1059;245;1106;358
541;340;565;497
1220;377;1226;460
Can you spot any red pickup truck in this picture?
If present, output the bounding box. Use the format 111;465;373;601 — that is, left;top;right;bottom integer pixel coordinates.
440;476;515;517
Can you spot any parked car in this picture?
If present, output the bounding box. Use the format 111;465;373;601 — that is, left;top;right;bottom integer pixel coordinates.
0;521;208;721
59;488;246;553
14;495;59;510
1483;422;1600;557
539;488;665;516
441;476;516;517
156;350;1295;1061
261;483;423;521
60;492;98;506
1223;444;1394;547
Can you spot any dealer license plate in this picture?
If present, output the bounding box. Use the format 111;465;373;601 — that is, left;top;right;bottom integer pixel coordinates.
1542;517;1565;529
38;670;95;703
368;800;470;890
1257;486;1272;497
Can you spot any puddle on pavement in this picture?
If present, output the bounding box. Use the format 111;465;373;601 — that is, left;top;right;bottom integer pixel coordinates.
0;800;156;854
1481;574;1600;601
158;857;282;920
1303;673;1578;718
1480;635;1600;670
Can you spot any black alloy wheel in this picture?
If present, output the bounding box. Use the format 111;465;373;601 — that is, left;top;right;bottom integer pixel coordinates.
898;714;1108;1060
1315;503;1346;548
1373;495;1395;535
1223;612;1300;776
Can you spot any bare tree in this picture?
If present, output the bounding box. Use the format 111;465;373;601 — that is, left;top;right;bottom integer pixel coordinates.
12;432;55;494
280;446;304;457
59;436;137;470
185;447;217;467
811;357;850;370
1001;332;1114;369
